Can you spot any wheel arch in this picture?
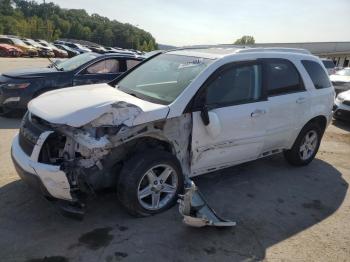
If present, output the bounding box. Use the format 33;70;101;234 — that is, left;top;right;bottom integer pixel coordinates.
306;115;328;133
288;114;328;149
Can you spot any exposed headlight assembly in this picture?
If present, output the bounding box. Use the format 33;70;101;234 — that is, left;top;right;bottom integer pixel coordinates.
0;83;30;89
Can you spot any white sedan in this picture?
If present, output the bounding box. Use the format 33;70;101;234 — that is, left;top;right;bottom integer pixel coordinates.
330;68;350;94
334;90;350;121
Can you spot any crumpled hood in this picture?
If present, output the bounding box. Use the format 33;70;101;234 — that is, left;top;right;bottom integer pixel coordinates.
28;83;170;127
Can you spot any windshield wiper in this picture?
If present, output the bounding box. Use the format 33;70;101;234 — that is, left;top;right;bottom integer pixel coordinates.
48;57;63;71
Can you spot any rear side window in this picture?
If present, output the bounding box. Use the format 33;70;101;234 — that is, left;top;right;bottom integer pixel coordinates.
126;60;141;70
86;59;120;74
265;59;304;96
302;60;331;89
322;60;335;69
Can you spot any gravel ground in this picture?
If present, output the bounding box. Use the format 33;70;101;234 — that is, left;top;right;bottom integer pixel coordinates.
0;58;349;262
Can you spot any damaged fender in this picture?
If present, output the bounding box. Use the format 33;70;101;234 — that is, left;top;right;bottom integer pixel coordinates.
178;181;236;227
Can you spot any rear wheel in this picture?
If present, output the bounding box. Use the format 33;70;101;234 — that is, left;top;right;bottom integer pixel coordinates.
117;150;184;217
284;122;323;166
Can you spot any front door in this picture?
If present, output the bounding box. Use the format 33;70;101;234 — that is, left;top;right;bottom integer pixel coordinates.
191;61;269;176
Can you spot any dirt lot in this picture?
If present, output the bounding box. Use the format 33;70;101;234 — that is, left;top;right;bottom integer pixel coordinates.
0;58;350;262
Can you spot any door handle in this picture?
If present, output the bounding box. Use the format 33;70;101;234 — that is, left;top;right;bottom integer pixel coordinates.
296;97;306;104
251;109;266;118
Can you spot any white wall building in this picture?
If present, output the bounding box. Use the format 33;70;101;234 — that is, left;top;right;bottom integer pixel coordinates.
253;42;350;68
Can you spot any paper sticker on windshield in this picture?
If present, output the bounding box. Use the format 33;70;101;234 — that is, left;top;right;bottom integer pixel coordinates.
178;59;205;69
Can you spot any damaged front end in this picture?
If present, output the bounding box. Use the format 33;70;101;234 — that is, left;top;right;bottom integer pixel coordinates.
17;85;235;226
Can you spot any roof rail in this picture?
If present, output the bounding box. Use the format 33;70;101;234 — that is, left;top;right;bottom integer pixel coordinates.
237;47;311;55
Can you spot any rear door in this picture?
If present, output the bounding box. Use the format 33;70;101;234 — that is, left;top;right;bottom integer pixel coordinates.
261;58;310;152
73;58;124;86
191;61;269;176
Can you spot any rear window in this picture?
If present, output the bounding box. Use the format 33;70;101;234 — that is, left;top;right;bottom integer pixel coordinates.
322;60;335;69
302;60;331;89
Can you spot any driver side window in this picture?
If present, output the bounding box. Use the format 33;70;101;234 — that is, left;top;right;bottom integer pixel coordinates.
86;59;120;74
206;63;262;107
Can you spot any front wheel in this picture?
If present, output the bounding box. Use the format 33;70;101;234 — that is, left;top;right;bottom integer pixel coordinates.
284;122;323;166
117;150;184;217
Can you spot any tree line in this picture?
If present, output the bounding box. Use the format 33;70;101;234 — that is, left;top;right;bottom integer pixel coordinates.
0;0;158;51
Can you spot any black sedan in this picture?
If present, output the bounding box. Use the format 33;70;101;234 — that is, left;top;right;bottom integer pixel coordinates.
0;53;144;116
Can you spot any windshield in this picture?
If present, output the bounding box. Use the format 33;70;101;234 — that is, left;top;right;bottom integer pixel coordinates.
118;54;214;104
336;68;350;76
11;38;26;46
57;53;99;71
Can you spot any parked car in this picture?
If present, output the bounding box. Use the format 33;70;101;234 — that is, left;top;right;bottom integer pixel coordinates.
34;40;68;58
104;46;120;53
54;44;80;58
0;52;144;115
321;59;336;75
105;47;136;55
21;38;55;58
10;47;334;219
56;41;92;53
333;90;350;121
330;67;350;94
87;45;107;53
0;37;38;57
0;43;23;57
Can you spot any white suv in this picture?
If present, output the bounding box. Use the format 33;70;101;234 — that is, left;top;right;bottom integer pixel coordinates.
11;47;334;219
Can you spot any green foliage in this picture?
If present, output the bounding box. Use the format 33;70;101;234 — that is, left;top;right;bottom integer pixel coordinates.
0;0;157;50
234;35;255;45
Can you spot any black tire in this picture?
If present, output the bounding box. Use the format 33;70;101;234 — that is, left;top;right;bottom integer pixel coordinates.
284;122;324;166
117;149;184;217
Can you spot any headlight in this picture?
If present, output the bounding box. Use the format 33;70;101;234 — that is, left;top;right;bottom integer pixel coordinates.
0;83;30;89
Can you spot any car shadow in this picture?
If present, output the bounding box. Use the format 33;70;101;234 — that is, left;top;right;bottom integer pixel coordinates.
332;119;350;132
0;155;347;261
0;116;22;129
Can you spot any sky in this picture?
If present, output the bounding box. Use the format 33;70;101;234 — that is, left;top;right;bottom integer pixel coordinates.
50;0;350;46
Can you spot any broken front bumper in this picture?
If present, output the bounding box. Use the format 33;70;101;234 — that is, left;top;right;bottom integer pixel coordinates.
11;134;73;201
178;181;236;227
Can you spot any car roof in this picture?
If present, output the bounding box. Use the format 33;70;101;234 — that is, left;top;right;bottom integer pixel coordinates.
166;46;312;60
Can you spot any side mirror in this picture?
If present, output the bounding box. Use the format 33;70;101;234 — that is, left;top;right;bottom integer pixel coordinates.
200;105;210;126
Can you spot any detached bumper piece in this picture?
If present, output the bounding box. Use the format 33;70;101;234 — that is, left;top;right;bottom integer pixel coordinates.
178;181;236;228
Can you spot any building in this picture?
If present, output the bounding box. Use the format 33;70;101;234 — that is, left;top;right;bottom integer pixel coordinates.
253;42;350;68
181;42;350;68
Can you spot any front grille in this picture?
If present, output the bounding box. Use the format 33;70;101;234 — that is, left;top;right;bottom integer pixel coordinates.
18;112;52;156
343;100;350;106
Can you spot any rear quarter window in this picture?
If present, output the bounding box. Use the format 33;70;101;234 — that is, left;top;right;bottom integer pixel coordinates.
302;60;331;89
322;60;335;69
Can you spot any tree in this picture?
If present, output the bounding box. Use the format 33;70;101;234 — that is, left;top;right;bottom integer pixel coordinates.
0;0;157;50
234;35;255;45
